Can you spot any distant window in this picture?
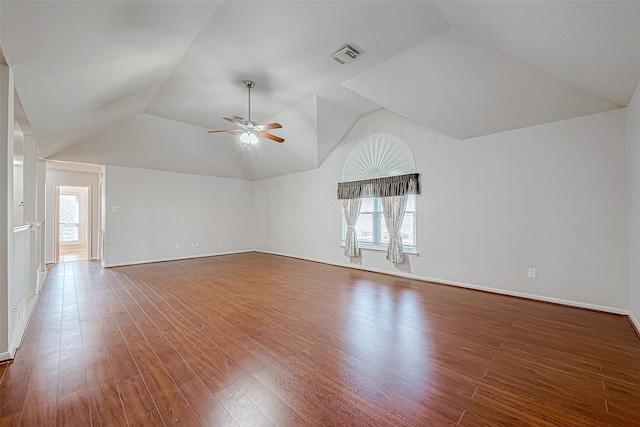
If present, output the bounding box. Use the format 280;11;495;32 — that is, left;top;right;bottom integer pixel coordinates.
342;195;417;252
59;193;80;243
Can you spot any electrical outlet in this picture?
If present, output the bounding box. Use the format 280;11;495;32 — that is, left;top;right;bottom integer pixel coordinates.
191;242;199;248
175;243;180;249
111;206;120;212
268;239;272;245
528;268;537;279
218;241;223;246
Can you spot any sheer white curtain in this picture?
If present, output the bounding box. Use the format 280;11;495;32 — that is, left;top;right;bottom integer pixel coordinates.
342;198;362;257
382;195;408;263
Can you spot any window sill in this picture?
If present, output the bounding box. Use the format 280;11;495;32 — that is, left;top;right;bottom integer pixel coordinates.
340;243;418;255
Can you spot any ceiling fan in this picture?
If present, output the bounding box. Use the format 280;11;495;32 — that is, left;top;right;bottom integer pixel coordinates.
207;80;284;146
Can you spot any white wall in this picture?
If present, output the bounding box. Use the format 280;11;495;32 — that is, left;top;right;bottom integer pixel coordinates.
628;82;640;328
12;120;24;226
103;165;254;267
12;165;23;226
0;64;15;359
254;108;630;312
45;169;100;262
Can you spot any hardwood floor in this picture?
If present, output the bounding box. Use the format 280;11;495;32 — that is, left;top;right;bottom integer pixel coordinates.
1;252;640;426
58;251;89;263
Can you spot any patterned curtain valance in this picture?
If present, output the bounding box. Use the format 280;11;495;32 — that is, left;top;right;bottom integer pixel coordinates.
337;173;420;200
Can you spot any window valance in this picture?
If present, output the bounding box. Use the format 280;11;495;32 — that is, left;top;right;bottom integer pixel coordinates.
337;173;420;200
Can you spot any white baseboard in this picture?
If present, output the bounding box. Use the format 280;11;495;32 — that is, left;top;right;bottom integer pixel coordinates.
103;250;253;268
9;290;39;360
0;351;12;362
255;249;629;316
629;312;640;336
37;270;47;294
8;342;18;360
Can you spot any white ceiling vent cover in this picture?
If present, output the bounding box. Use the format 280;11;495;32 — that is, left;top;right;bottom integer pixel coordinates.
331;44;361;64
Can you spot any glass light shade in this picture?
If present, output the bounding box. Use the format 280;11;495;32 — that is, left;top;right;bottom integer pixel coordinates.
249;133;258;144
240;132;251;144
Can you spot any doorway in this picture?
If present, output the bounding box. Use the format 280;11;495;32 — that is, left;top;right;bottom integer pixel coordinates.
56;185;90;263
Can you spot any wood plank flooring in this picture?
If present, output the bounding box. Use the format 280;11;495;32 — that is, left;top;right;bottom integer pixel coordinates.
1;252;640;426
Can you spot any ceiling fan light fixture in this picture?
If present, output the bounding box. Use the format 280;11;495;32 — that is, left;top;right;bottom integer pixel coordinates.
208;80;284;144
240;130;259;147
240;132;251;144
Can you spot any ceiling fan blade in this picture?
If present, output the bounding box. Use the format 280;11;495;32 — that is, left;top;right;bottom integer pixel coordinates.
207;129;241;133
257;122;282;131
223;117;244;127
259;131;284;143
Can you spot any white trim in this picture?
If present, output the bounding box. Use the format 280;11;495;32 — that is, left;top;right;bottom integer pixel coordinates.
9;341;18;359
255;249;629;316
8;289;39;360
0;352;11;362
12;224;32;233
103;250;253;268
340;243;418;255
629;312;640;336
37;270;47;294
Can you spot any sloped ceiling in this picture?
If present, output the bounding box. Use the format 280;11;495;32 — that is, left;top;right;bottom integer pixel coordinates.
342;30;620;139
1;1;640;180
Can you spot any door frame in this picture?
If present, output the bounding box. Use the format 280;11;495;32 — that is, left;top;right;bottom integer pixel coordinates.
55;184;92;263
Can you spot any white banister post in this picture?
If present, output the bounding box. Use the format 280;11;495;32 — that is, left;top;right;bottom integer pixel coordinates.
24;135;37;296
0;64;15;360
37;158;46;278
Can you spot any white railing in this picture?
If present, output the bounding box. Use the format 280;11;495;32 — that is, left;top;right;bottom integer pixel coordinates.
36;222;46;292
10;224;33;352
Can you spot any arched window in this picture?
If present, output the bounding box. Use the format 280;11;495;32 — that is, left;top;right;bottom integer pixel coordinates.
339;134;419;259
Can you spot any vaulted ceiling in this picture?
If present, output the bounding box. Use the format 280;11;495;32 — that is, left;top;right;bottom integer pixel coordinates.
1;1;639;180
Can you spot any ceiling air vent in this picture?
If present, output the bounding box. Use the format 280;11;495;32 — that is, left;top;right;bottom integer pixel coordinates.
331;44;361;65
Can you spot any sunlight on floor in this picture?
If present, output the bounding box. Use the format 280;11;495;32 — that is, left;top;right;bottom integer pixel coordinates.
59;250;88;262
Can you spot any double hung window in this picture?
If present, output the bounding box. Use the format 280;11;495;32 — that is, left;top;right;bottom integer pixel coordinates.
59;193;80;243
343;195;417;253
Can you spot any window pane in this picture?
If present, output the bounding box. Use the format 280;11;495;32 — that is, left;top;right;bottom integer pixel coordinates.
60;194;79;223
405;195;416;211
59;193;80;243
401;212;416;246
359;197;375;212
356;213;374;243
343;194;417;249
59;224;79;243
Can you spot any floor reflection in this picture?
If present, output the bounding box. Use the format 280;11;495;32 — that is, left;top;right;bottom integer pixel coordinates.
343;279;433;399
59;250;88;262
